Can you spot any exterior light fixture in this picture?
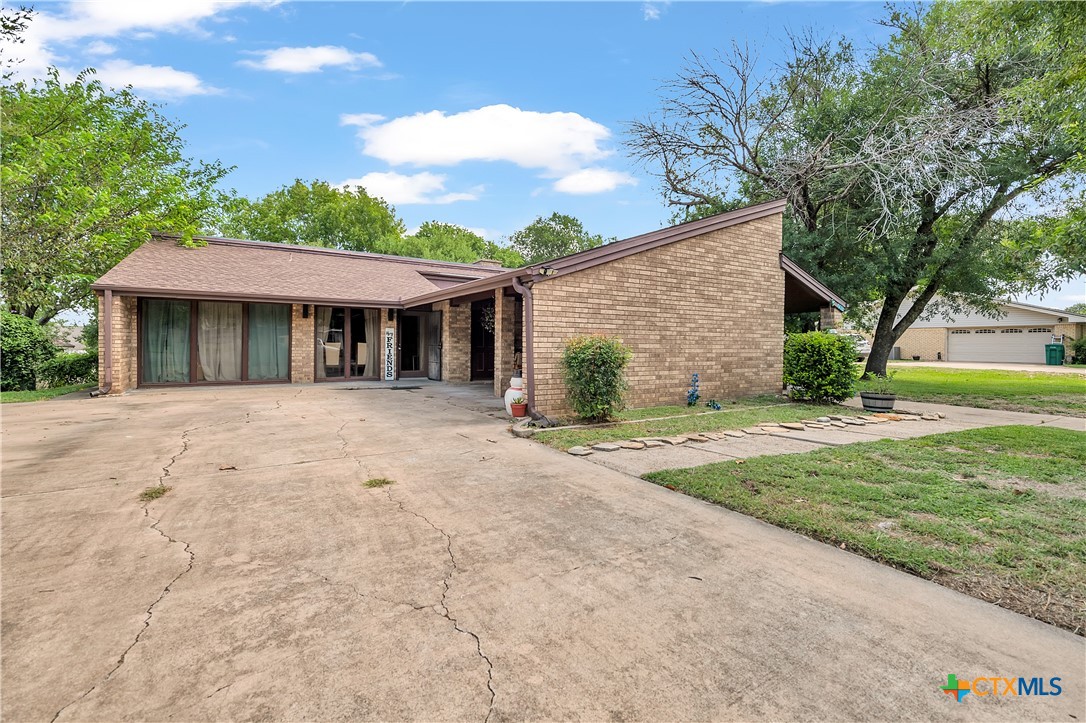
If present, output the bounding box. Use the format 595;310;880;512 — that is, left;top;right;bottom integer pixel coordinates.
538;266;558;277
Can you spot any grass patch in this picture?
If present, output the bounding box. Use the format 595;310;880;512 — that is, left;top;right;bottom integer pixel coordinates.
139;484;172;502
645;425;1086;633
889;367;1086;417
0;384;93;404
363;478;395;488
535;401;859;451
612;394;783;421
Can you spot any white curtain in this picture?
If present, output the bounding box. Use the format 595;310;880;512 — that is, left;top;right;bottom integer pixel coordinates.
364;309;382;376
315;306;332;379
197;302;243;381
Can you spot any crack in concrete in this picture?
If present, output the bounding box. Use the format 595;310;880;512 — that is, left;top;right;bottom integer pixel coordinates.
49;399;285;722
383;487;497;723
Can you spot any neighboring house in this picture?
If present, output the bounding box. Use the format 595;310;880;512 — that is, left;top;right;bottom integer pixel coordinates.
895;300;1086;364
91;199;844;418
54;325;86;354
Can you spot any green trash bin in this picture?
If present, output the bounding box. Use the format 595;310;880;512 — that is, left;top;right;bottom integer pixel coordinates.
1045;343;1065;366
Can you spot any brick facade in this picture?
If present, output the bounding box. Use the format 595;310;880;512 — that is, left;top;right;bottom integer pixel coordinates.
98;293;139;393
894;327;947;361
492;289;517;395
529;214;785;418
820;306;844;330
436;300;471;382
1054;322;1084;362
290;304;315;383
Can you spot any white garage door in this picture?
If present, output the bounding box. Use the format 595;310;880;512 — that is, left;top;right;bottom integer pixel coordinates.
947;327;1053;363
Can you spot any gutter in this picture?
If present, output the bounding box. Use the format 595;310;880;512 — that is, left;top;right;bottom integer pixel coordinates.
511;276;536;417
90;289;113;397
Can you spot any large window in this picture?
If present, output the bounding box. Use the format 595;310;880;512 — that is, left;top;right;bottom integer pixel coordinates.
315;306;382;380
140;299;290;385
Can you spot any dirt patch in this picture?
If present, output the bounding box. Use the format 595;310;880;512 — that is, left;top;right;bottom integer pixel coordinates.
931;570;1084;635
985;477;1086;501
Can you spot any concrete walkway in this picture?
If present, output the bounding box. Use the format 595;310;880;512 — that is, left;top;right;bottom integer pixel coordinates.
889;360;1086;374
2;385;1083;721
577;401;1084;476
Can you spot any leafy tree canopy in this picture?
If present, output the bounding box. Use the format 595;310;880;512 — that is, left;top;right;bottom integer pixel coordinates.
629;1;1086;375
221;180;406;253
1066;302;1086;316
509;212;612;265
1;68;232;323
402;221;524;268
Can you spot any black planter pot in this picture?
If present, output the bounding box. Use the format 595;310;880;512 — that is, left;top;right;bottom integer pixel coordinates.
859;392;896;412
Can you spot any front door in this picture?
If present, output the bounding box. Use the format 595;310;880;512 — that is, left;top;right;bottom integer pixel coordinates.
398;312;426;378
427;311;442;380
470;299;495;381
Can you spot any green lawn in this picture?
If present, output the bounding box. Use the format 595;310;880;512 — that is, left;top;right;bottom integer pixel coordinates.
0;384;93;403
534;401;861;451
889;367;1086;417
646;426;1086;633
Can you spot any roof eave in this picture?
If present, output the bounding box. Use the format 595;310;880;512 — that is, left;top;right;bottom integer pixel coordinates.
780;254;847;311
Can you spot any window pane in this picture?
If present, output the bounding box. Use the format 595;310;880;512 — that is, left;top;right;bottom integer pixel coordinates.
316;306;345;378
197;301;243;381
142;300;191;383
248;303;290;380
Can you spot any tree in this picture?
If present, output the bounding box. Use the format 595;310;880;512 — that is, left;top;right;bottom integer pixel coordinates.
221;180;406;253
1;5;32;80
1;69;231;323
1066;303;1086;316
509;213;611;265
629;1;1086;375
403;222;525;268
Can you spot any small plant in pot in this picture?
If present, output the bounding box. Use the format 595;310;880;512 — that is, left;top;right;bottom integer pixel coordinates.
857;373;896;412
510;395;528;418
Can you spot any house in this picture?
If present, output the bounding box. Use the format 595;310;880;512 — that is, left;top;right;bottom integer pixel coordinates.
894;300;1086;364
91;199;844;418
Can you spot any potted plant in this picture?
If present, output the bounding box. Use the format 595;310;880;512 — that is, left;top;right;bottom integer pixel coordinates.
857;373;896;412
510;395;527;418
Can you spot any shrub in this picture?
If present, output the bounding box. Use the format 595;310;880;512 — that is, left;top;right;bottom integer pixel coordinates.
783;331;857;403
82;316;99;357
38;352;97;388
1072;336;1086;362
560;334;632;421
1;311;57;391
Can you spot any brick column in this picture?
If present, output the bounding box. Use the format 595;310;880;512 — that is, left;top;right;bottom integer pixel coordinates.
290;304;315;383
820;305;843;331
440;301;471;382
100;294;138;393
492;288;516;396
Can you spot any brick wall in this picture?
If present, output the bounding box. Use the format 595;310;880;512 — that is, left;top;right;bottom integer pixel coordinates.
530;214;785;418
820;306;843;330
895;328;947;361
492;289;516;396
290;303;315;383
438;300;471;382
1054;322;1084;362
99;293;138;393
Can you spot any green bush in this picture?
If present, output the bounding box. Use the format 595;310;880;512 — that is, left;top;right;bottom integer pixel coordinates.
81;316;99;357
38;352;97;388
1072;336;1086;362
560;334;632;421
1;311;57;391
783;331;858;403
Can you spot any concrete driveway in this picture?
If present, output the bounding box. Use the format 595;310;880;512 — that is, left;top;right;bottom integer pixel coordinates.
2;383;1083;721
888;360;1086;375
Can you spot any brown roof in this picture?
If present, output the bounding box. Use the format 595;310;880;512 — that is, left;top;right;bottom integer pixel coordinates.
92;236;509;307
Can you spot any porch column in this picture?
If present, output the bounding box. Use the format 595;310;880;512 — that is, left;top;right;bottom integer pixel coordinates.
493;288;516;396
440;301;471;382
820;305;843;331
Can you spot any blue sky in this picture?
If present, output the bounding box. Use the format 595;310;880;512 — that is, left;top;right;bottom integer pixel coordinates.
14;0;1085;310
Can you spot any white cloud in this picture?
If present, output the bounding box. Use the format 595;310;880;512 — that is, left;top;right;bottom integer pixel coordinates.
240;46;381;73
91;59;220;98
339;171;480;205
553;167;638;195
85;40;116;56
352;104;613;174
340;112;386;127
643;3;662;20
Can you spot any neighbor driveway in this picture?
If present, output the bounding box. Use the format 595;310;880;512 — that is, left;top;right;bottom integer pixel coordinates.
2;384;1083;721
889;360;1086;374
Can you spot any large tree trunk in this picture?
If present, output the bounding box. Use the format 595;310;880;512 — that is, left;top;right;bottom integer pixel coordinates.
864;298;904;376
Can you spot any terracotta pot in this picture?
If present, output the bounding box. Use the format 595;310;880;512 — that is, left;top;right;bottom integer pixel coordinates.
510;402;527;418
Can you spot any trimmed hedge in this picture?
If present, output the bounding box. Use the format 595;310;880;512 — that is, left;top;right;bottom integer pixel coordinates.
38;352;97;388
783;331;858;403
560;334;632;421
1;311;57;391
1072;336;1086;362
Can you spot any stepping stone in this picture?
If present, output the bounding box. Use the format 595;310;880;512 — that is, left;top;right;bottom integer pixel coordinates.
828;415;844;421
921;414;939;421
568;446;593;456
743;427;769;435
643;440;665;448
758;423;783;429
724;430;746;438
591;442;622;452
841;418;865;426
831;421;847;428
866;417;889;424
684;434;710;442
899;415;921;422
780;423;806;431
619;441;646;450
816;417;831;423
663;437;688;445
937;412;946;419
700;432;721;441
806;423;826;429
633;437;667;443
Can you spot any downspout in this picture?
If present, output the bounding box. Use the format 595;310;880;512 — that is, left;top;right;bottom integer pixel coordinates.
90;289;113;397
511;276;535;417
